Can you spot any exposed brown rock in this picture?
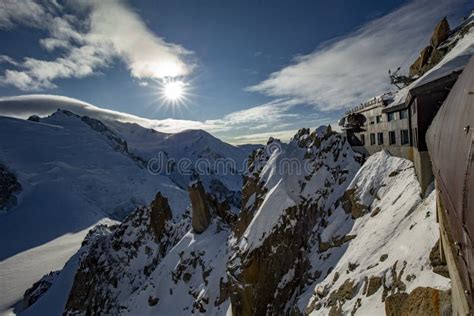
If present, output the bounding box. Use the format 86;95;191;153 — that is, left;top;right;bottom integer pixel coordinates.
340;187;366;219
150;192;172;243
65;191;179;315
409;46;433;77
327;279;358;307
319;234;356;253
401;287;451;316
370;207;381;217
366;276;382;297
189;181;212;234
408;17;452;78
385;287;451;316
430;17;450;48
234;175;267;238
385;292;409;316
228;204;318;316
382;261;407;302
429;239;449;278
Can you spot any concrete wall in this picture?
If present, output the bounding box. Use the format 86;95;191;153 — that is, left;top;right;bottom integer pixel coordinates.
413;149;434;194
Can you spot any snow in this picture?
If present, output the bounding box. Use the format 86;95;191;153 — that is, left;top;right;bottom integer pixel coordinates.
120;219;232;315
107;120;249;190
387;21;474;109
239;130;361;253
0;100;248;313
297;151;450;315
0;218;116;315
239;178;296;252
414;27;474;88
10;125;450;315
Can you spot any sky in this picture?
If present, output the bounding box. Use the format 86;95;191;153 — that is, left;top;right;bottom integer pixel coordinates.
0;0;471;144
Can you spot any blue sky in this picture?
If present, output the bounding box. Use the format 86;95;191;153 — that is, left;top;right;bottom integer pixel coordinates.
0;0;470;143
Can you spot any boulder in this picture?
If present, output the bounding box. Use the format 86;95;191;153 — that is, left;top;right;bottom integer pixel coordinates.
189;180;212;233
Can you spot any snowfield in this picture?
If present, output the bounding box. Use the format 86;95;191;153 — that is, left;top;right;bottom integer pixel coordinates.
298;151;450;315
0;99;251;314
2;123;450;315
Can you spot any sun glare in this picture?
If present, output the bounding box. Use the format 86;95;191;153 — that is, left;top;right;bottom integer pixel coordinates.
163;80;185;101
152;77;192;115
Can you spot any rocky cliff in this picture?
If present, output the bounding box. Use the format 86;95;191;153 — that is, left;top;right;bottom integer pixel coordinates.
22;127;450;315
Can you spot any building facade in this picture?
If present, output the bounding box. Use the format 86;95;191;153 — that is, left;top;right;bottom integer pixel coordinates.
341;72;461;193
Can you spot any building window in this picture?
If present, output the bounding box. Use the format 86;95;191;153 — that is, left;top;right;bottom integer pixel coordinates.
370;133;376;145
389;131;396;145
399;109;408;119
387;112;395;122
360;134;365;146
377;132;384;145
370;117;375;125
376;115;382;123
401;129;409;145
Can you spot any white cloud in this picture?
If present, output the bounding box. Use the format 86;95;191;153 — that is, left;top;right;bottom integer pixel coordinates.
0;0;192;91
0;94;323;144
230;129;299;145
0;0;47;29
248;0;467;111
205;98;302;133
0;55;18;66
87;1;192;79
0;94;208;133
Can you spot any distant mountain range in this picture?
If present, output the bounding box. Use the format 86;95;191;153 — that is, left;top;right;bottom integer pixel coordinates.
0;97;255;313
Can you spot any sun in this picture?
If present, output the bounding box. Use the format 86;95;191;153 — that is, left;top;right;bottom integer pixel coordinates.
162;80;185;102
151;77;192;115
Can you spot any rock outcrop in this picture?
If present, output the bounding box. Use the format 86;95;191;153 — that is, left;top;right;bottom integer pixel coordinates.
385;287;451;316
430;17;450;48
409;17;451;77
23;128;451;315
227;128;362;315
0;164;21;212
65;191;189;315
189;180;212;233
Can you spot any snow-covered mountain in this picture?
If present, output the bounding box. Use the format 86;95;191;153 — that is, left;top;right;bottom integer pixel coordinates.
16;126;449;315
0;98;252;314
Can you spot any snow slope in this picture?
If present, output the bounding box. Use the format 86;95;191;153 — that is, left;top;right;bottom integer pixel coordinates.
18;128;449;315
107;120;249;202
0;218;115;316
300;151;449;315
0;100;251;314
0;112;189;313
